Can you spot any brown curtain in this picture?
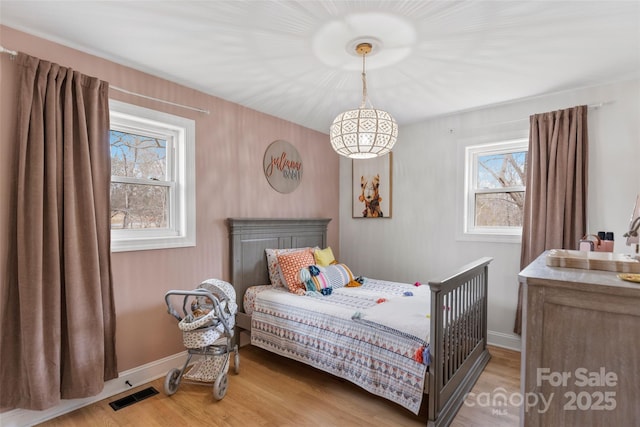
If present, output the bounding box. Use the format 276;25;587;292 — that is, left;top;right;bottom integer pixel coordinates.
0;53;118;410
514;105;588;335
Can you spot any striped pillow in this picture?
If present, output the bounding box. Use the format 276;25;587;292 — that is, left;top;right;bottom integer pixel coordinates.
305;264;355;293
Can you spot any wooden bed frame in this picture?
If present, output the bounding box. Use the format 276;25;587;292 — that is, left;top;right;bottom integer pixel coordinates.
227;218;492;427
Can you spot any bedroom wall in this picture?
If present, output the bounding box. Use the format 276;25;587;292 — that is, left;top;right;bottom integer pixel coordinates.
0;25;340;372
339;78;640;351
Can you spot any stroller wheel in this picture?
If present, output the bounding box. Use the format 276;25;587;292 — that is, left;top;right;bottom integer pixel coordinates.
213;373;228;400
164;368;181;396
234;346;240;374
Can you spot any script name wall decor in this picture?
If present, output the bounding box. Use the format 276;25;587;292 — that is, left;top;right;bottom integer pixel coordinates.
263;140;303;193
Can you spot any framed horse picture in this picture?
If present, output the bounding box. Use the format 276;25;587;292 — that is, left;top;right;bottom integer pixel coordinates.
352;153;392;218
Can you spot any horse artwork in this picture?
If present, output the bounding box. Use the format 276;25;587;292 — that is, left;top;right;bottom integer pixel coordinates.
359;174;384;217
352;154;392;219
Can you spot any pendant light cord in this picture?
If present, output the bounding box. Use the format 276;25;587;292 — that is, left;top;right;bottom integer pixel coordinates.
359;50;376;109
360;52;368;108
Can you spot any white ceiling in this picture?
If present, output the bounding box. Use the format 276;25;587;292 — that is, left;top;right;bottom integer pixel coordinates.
2;1;639;133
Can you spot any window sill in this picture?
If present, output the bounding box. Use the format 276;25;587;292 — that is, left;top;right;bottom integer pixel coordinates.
111;235;196;252
457;231;522;244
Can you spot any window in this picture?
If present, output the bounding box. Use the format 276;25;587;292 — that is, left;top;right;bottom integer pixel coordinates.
464;139;528;242
109;100;195;252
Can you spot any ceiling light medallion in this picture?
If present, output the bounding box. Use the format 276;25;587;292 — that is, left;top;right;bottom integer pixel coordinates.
330;42;398;159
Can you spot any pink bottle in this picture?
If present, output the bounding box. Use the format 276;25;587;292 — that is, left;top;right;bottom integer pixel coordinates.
603;232;614;252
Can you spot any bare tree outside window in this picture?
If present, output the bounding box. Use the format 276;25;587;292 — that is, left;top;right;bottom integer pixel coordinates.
110;130;170;229
475;152;527;227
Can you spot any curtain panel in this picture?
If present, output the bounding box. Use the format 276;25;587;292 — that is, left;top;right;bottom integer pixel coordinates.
514;105;588;335
0;53;117;410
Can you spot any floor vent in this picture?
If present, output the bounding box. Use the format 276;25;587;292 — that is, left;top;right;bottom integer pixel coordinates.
109;386;159;411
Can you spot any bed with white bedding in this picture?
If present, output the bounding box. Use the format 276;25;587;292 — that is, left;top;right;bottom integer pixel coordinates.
247;278;431;413
228;218;492;427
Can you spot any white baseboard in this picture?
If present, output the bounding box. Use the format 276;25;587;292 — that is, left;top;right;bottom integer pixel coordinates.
0;350;187;427
487;329;522;352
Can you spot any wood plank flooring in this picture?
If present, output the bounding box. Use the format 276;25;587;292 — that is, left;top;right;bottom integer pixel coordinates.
37;345;520;427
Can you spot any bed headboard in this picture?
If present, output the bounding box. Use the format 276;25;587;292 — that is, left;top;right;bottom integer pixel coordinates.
227;218;331;313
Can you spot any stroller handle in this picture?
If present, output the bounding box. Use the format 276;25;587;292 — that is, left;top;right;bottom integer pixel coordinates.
164;289;233;336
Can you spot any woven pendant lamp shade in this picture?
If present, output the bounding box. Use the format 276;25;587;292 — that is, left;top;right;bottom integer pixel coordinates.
329;42;398;159
330;108;398;159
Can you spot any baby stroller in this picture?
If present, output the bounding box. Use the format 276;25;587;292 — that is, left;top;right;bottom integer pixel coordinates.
164;279;240;400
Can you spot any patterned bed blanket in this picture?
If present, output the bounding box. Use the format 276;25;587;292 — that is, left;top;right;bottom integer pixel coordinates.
250;278;431;414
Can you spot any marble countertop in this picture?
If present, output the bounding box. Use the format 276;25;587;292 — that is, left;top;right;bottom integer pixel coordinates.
519;251;640;294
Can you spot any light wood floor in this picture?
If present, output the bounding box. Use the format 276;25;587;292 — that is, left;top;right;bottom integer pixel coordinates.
37;345;520;427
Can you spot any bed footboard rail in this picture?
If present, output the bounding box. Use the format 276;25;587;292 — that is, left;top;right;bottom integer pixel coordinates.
427;257;493;427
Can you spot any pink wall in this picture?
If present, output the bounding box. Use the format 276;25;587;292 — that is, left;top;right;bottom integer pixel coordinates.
0;26;339;371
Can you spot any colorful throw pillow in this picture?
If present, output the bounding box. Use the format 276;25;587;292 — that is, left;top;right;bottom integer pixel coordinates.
277;248;316;295
314;246;337;267
265;247;311;287
301;265;332;294
301;263;358;294
322;263;357;289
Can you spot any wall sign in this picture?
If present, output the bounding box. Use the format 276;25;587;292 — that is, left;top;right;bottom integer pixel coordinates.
263;140;303;193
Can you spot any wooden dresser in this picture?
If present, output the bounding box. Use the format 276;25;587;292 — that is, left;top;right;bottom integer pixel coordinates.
518;252;640;426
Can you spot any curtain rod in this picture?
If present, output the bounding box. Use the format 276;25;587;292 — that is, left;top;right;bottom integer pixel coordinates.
468;101;614;129
109;86;210;114
588;101;612;109
0;44;210;115
1;46;18;56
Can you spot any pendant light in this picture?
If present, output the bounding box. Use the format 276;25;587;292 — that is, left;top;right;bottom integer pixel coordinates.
329;42;398;159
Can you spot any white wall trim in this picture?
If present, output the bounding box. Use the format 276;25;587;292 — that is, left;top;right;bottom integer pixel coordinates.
488;329;522;352
0;351;187;427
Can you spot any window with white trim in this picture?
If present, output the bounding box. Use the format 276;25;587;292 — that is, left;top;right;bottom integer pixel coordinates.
464;139;528;241
109;100;195;252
